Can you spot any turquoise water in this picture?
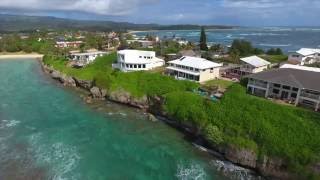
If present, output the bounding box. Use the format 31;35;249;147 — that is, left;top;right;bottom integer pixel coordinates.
0;59;231;179
134;27;320;52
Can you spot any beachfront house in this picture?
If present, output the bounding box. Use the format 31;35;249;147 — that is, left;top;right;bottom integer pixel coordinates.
113;50;165;72
69;51;108;67
55;41;83;49
246;64;320;111
288;48;320;65
166;56;222;83
224;56;270;79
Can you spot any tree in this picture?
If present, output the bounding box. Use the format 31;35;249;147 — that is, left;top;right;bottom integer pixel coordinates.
267;48;283;55
230;49;240;63
199;26;208;51
275;48;283;55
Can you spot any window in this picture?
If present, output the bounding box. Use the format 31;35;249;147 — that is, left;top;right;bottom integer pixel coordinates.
143;64;146;68
292;87;299;92
134;65;137;68
138;65;141;68
274;84;281;88
291;93;297;98
283;85;290;90
126;64;129;68
273;89;280;94
195;68;199;72
139;56;142;58
130;64;133;68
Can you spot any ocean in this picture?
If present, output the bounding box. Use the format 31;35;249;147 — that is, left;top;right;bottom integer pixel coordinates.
133;27;320;53
0;59;260;179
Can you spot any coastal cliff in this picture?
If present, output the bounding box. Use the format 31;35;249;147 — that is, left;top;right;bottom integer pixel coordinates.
40;62;316;180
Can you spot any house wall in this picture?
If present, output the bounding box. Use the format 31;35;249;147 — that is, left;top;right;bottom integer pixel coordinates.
252;65;269;73
199;67;220;82
288;53;303;63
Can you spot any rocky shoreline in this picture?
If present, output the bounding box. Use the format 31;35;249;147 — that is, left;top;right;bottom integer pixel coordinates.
40;61;307;180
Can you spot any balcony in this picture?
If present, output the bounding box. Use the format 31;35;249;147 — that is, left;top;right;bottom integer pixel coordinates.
300;92;320;100
248;80;268;88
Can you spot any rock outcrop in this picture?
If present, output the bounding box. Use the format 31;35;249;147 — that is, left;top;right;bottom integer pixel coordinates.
74;78;93;90
224;145;257;168
108;89;149;109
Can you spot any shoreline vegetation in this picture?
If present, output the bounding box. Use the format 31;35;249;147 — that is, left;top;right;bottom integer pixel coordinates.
41;53;320;180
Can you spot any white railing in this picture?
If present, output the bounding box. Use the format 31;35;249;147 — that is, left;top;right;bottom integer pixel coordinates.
300;92;320;100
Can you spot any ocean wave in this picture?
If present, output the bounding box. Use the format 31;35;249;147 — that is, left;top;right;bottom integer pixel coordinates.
239;33;286;36
176;163;207;180
210;160;262;180
295;28;320;31
186;32;200;37
259;43;291;47
0;119;20;128
28;134;81;180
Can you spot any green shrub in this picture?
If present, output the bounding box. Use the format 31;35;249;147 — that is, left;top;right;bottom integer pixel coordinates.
204;125;224;145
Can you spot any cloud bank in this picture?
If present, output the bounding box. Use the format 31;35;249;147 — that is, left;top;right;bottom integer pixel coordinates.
0;0;319;26
0;0;157;15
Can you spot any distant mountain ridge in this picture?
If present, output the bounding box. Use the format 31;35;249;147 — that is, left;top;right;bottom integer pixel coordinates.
0;14;234;32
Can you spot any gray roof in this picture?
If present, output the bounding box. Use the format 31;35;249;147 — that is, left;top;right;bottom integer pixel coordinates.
247;68;320;92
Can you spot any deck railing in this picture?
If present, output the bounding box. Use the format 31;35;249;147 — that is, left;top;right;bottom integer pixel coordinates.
300;92;320;100
248;80;268;88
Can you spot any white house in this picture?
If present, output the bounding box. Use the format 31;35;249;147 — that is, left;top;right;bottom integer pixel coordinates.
70;51;108;67
288;48;320;65
113;50;165;72
224;56;270;79
240;56;271;74
166;56;222;82
55;41;83;49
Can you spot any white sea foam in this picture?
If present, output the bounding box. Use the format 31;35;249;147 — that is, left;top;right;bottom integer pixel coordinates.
176;163;207;180
28;134;81;180
239;33;286;36
0;119;20;128
210;160;261;180
259;43;291;47
119;112;127;116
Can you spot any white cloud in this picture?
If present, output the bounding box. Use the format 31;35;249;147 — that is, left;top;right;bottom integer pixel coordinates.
0;0;158;15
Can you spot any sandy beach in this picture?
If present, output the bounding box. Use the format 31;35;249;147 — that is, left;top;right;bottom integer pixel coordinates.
0;53;43;59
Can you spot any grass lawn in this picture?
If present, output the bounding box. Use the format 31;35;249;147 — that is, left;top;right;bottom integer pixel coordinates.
203;79;235;90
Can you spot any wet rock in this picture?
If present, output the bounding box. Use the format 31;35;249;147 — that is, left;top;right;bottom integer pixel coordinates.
62;76;76;87
85;96;93;104
101;89;107;98
90;87;102;99
147;113;158;122
51;70;61;80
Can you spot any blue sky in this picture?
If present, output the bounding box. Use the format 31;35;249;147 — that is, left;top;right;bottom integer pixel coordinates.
0;0;319;26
